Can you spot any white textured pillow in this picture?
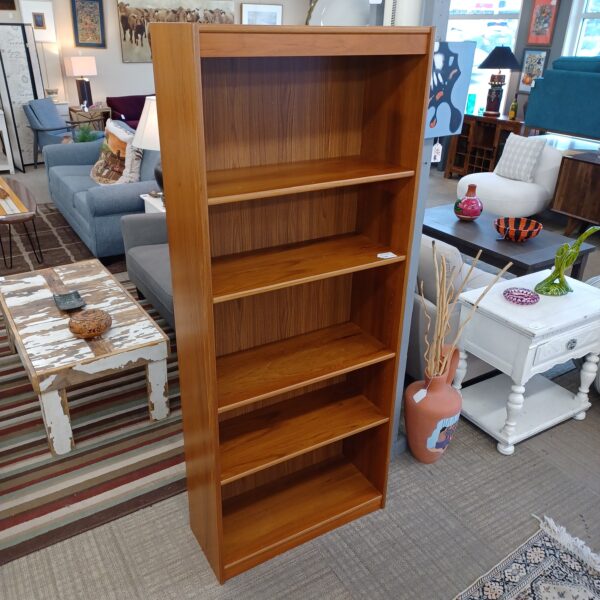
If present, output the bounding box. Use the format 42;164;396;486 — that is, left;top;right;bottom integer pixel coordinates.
494;134;547;183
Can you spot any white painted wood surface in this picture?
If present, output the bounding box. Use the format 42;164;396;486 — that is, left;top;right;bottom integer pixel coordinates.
455;271;600;455
0;260;170;455
142;194;165;213
0;110;15;175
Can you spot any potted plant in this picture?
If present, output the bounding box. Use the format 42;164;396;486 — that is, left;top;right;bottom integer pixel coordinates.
404;243;510;463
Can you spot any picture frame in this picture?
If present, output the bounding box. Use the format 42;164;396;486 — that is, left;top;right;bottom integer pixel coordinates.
71;0;106;48
241;3;283;25
527;0;560;46
0;0;17;10
518;48;548;94
20;0;56;42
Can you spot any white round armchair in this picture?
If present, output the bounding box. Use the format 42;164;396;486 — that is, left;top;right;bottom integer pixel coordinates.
457;144;563;217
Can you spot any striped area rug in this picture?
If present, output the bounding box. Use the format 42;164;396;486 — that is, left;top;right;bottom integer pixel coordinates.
0;286;185;566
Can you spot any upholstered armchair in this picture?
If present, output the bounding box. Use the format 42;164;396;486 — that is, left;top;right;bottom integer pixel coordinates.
23;98;104;168
457;143;562;218
406;235;507;383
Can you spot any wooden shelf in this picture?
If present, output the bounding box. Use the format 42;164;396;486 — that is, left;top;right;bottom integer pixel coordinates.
207;156;414;205
212;234;405;303
217;322;395;413
220;384;388;484
222;457;382;579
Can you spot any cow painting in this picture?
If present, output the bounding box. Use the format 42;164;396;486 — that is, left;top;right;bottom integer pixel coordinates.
117;0;233;63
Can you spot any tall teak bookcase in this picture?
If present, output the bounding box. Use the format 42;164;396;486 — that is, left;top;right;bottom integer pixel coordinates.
152;24;434;582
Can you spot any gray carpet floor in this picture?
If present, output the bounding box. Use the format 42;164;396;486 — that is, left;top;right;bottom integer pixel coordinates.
1;370;599;600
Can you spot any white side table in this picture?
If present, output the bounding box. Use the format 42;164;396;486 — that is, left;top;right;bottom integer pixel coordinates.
141;193;165;213
453;270;600;455
0;110;15;174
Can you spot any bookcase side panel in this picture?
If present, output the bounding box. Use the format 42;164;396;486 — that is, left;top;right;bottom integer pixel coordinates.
152;22;224;579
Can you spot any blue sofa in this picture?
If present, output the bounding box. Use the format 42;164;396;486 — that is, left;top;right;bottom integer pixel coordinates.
43;139;160;257
525;56;600;140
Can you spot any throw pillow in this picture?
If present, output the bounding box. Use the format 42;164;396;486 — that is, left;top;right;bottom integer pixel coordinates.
494;133;547;183
90;119;143;185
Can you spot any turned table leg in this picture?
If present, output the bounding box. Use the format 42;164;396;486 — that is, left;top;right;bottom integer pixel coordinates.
146;358;169;421
498;383;526;455
452;350;468;391
574;352;598;420
38;389;74;455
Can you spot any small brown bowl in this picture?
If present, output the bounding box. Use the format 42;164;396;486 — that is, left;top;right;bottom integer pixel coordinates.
69;309;112;339
494;217;543;243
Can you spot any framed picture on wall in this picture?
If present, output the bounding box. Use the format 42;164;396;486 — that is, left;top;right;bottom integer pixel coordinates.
20;0;57;42
71;0;106;48
527;0;560;46
241;3;283;25
0;0;17;9
519;48;548;94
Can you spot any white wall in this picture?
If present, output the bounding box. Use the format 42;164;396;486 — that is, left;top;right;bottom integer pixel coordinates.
6;0;309;106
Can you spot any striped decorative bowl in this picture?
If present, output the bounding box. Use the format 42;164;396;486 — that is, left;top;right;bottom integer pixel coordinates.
494;217;543;243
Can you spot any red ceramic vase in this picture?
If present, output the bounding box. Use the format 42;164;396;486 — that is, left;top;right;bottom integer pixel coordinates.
404;349;461;464
454;183;483;221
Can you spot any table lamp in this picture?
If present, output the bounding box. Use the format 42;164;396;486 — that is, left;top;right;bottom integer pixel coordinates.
478;46;520;117
65;56;97;107
132;96;163;190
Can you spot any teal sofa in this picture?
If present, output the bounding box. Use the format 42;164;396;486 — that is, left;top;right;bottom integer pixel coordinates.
525;56;600;139
43;139;160;257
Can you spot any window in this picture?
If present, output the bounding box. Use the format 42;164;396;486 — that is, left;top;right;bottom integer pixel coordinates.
446;0;523;116
576;0;600;55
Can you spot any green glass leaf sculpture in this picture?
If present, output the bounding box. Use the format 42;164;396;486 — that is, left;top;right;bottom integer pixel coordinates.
535;226;600;296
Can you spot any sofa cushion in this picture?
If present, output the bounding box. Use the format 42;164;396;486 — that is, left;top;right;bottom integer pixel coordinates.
106;95;150;126
552;57;600;73
29;98;65;131
140;150;160;182
127;244;173;315
494;134;547;183
49;165;98;208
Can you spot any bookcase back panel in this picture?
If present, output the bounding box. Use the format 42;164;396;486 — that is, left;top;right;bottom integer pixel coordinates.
209;189;358;258
201;56;367;170
213;276;352;357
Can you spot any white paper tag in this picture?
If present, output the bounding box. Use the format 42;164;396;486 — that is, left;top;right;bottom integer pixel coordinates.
431;142;443;163
377;252;397;259
413;388;427;404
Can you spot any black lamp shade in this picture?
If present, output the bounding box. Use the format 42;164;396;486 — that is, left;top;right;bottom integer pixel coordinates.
479;46;521;71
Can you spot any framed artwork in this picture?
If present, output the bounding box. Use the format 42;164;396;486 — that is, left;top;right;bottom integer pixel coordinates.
20;0;57;42
241;3;283;25
527;0;560;46
426;41;476;139
519;48;548;94
117;0;233;63
0;0;17;9
71;0;106;48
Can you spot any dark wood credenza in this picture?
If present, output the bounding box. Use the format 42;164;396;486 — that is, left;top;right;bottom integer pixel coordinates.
552;152;600;234
444;114;524;179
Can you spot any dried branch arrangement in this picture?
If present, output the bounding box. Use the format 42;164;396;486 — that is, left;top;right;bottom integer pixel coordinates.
420;242;512;379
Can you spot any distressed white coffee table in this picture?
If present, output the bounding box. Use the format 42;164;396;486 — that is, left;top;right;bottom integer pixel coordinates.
0;260;170;455
453;270;600;455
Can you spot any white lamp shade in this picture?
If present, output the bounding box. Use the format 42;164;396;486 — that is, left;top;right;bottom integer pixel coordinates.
65;56;97;77
133;96;160;151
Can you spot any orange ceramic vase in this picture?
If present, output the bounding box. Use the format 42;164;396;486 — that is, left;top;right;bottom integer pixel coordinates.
404;349;461;464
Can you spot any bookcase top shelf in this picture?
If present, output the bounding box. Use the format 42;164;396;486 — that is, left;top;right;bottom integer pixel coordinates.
207;157;414;205
191;25;432;58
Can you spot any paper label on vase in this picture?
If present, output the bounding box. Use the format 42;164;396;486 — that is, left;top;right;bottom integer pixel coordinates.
413;389;427;404
377;252;397;259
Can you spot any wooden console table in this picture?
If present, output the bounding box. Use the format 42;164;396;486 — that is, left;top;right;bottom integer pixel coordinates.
552;152;600;235
445;114;524;178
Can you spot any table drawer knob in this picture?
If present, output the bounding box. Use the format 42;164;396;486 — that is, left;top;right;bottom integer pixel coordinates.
566;339;578;351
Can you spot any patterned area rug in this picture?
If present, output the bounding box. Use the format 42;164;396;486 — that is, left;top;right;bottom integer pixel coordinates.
0;204;126;276
456;517;600;599
0;285;184;566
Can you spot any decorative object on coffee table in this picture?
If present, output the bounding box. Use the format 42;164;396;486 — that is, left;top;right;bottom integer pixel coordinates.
0;259;170;455
53;291;86;311
0;176;43;269
404;243;511;463
454;183;482;221
423;204;596;279
68;308;112;339
494;217;543;242
503;287;539;305
535;226;600;296
454;270;600;455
